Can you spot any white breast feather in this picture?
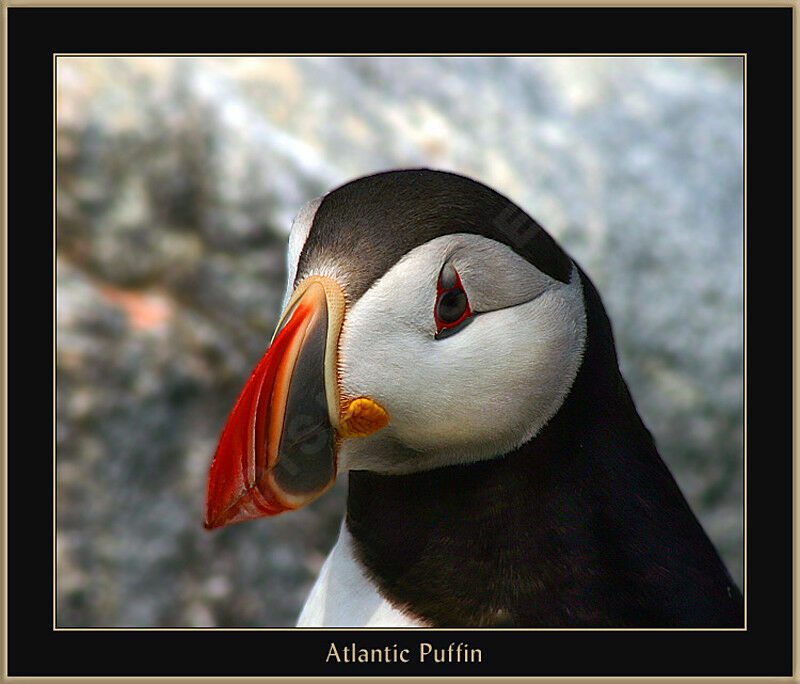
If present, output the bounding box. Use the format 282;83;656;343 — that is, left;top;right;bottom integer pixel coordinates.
297;522;427;628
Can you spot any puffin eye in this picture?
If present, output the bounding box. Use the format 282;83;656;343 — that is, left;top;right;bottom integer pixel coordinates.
434;264;473;338
437;289;468;324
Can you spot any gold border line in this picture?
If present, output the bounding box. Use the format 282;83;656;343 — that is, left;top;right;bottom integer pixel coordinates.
792;0;798;677
49;52;747;637
0;1;769;680
52;50;58;648
1;0;7;681
743;49;748;634
52;52;746;56
3;0;797;6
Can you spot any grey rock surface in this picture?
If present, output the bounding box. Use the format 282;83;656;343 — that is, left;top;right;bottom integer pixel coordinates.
56;56;743;627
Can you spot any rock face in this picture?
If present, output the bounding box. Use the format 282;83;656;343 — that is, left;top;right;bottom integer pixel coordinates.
56;56;744;627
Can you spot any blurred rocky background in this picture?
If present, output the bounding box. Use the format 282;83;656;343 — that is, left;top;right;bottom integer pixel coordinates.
56;56;744;627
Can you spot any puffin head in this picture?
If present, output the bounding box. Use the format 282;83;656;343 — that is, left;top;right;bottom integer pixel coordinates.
204;169;587;529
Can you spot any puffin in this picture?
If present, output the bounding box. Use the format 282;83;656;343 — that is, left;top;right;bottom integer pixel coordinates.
203;169;744;628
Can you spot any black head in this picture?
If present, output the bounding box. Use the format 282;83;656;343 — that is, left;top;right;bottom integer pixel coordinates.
296;169;572;303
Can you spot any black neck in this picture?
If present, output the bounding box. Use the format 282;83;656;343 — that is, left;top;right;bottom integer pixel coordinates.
346;269;742;627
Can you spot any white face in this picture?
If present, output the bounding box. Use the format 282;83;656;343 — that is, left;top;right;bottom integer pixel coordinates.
332;233;588;475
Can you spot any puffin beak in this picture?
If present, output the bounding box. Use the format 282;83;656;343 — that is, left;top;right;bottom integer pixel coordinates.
204;276;388;530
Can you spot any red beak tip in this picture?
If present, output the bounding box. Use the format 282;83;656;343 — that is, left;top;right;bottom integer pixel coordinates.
203;501;231;530
203;512;220;530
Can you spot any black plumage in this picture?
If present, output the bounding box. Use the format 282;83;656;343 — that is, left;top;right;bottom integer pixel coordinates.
345;254;742;628
302;169;742;627
298;168;572;302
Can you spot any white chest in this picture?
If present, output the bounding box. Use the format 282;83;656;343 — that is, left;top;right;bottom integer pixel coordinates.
297;522;427;627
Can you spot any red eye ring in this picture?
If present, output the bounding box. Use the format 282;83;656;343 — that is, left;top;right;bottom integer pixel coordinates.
434;266;472;335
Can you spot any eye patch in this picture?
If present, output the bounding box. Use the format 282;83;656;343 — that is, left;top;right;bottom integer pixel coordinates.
433;263;473;338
